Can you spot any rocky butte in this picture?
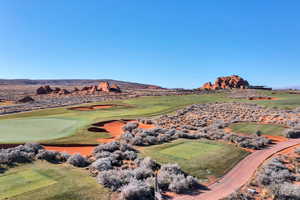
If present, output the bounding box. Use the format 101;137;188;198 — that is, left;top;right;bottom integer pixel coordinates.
201;75;250;90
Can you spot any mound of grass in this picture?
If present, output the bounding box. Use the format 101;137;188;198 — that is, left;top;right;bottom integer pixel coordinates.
0;161;111;200
229;122;286;136
139;139;249;182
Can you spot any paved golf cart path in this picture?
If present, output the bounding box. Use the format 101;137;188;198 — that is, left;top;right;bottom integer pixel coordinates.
174;138;300;200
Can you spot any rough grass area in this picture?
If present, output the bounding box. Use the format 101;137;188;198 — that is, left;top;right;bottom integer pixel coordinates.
229;122;286;136
139;139;249;182
0;94;231;144
0;161;111;200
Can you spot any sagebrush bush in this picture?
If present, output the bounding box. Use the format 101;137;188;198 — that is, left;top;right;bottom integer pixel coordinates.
67;154;89;167
97;169;133;191
120;179;154;200
90;158;113;172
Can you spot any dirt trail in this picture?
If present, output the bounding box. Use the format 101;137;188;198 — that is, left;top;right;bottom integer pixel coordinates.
174;138;300;200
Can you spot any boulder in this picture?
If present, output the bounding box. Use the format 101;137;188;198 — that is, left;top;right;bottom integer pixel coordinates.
110;84;121;93
36;85;53;95
201;75;249;90
17;96;35;103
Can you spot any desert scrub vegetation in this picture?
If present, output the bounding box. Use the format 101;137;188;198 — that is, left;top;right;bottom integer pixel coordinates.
90;141;199;199
225;151;300;200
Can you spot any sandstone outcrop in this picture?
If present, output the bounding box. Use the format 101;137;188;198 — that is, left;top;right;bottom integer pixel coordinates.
201;75;250;90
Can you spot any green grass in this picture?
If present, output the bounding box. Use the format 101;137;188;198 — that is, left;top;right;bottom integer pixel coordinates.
0;118;81;143
0;161;111;200
229;122;286;136
139;139;249;182
0;91;298;144
244;90;300;109
0;94;231;144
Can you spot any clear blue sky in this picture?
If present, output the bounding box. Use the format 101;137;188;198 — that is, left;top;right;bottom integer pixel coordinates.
1;0;300;89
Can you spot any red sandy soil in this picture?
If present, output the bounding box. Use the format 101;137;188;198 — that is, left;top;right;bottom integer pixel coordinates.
97;120;155;143
43;121;155;156
44;146;95;156
69;104;113;111
0;101;15;106
248;97;279;101
174;138;300;200
264;135;288;142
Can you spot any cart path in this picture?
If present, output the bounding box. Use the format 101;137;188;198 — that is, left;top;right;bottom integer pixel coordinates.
174;138;300;200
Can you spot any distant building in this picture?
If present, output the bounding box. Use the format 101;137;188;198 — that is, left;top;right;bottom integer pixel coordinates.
249;85;272;90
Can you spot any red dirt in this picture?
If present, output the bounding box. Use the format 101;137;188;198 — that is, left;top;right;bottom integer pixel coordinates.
44;146;94;156
69;104;114;111
264;135;288;142
248;97;279;101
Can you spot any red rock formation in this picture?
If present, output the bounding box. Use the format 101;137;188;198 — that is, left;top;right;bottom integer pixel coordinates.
97;82;110;92
201;75;249;90
110;84;121;93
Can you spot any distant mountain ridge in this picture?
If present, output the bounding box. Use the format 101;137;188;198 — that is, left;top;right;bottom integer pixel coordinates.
0;79;163;90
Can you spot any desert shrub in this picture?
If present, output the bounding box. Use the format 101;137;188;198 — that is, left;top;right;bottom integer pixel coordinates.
225;191;255;200
120;133;134;143
120;179;154;200
284;128;300;138
131;136;144;146
59;152;71;162
132;167;154;180
168;174;197;194
145;136;159;145
90;158;113;171
123;122;139;132
295;148;300;155
120;143;136;152
8;150;34;163
160;164;183;175
97;169;134;191
123;151;137;161
0;153;9;165
93;142;120;154
94;151;112;159
36;150;61;163
67;154;89;167
136;157;160;171
270;183;300;200
23;143;44;154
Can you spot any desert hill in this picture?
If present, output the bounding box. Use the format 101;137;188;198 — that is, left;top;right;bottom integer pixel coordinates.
0;79;163;90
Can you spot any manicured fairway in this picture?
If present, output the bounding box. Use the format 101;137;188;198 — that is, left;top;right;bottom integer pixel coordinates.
0;118;80;143
0;161;111;200
229;122;286;136
0;94;231;144
139;139;249;182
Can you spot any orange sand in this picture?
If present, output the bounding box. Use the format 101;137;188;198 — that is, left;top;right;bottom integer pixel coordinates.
264;135;288;142
0;101;15;106
44;146;94;156
69;105;113;111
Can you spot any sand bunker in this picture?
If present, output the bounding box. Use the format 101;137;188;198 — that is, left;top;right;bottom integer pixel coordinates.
93;120;155;143
69;104;115;111
0;101;15;106
248;97;279;101
44;146;95;156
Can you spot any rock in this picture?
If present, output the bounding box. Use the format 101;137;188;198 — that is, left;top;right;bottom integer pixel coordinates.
17;96;35;103
110;84;121;93
58;89;70;95
201;75;249;90
97;82;111;92
36;85;53;95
